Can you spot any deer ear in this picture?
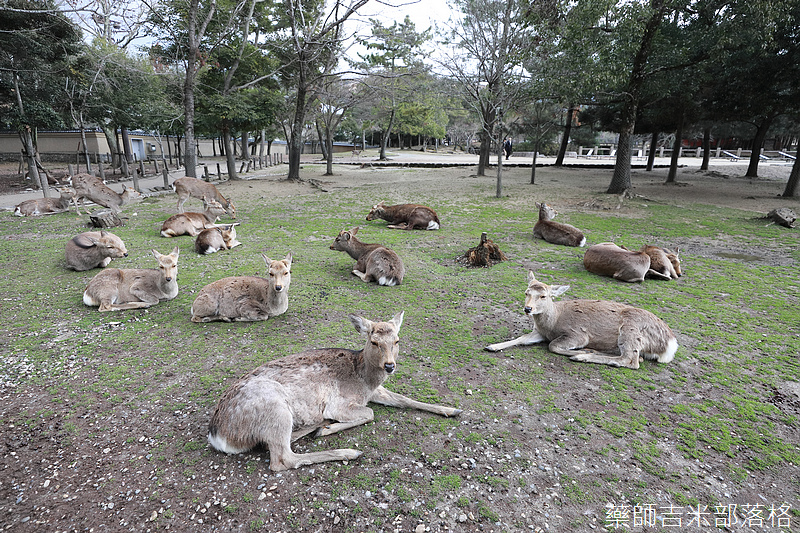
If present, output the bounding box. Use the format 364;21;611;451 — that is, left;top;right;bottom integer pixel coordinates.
550;285;570;298
390;311;404;331
350;315;373;336
171;246;180;258
350;227;359;235
261;253;272;265
527;271;537;283
283;252;292;267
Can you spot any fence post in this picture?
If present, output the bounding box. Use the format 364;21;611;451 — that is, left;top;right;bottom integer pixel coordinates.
97;161;105;181
203;165;209;181
217;163;222;179
162;168;170;189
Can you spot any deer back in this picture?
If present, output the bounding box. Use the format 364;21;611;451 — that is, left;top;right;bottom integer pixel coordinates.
65;230;128;271
532;202;586;247
330;227;405;285
366;201;440;230
583;242;651;282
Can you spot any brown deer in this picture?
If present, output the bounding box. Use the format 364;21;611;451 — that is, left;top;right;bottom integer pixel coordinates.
69;173;142;214
194;223;241;254
14;187;76;216
65;231;128;271
532;202;586;247
365;201;440;230
207;312;461;471
160;197;227;237
190;253;291;322
583;242;675;282
485;271;678;369
173;177;236;218
82;246;180;312
640;245;682;279
330;227;405;286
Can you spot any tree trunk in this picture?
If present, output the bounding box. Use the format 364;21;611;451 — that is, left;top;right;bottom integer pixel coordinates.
555;105;576;167
102;126;120;168
379;109;396;161
495;144;504;198
606;0;666;194
223;126;238;180
121;127;132;164
665;112;684;184
325;133;334;176
646;131;658;171
530;138;540;184
19;127;49;196
781;153;800;197
316;121;328;160
287;85;307;180
241;131;249;161
79;122;92;173
477;131;489;177
700;126;711;171
745;116;774;178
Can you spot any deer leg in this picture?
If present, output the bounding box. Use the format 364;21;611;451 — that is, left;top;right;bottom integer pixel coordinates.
233;302;270;321
485;330;546;352
351;269;373;283
315;406;374;436
646;268;672;280
546;334;635;368
369;386;461;417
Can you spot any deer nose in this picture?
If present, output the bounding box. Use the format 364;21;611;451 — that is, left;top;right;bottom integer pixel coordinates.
524;306;532;314
274;285;283;292
384;362;395;374
123;252;128;257
166;276;172;282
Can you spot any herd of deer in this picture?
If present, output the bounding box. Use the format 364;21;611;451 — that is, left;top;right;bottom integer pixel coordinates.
12;172;682;471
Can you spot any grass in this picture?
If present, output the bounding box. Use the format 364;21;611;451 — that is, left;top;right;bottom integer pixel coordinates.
1;164;798;529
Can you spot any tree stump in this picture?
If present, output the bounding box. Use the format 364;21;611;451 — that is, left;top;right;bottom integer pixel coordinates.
459;232;508;268
89;209;124;228
764;208;796;228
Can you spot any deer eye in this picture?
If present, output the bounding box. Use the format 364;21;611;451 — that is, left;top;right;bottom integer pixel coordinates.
371;341;379;346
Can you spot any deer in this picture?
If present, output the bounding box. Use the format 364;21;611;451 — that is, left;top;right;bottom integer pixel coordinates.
69;173;142;214
532;202;586;247
485;271;678;369
207;312;462;471
640;245;682;280
173;177;236;218
365;201;440;230
583;242;674;282
330;227;405;286
190;252;291;322
82;246;180;312
160;197;227;237
194;223;241;254
14;187;76;216
65;230;128;271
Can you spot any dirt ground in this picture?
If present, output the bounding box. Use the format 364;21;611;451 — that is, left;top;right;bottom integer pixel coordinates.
0;157;798;533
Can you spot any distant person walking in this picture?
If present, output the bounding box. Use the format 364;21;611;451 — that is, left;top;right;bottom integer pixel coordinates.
503;138;513;160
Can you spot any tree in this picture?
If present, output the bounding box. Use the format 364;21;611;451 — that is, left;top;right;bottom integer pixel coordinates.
270;0;369;181
0;0;82;195
355;16;431;160
150;0;248;177
315;77;360;175
441;0;535;196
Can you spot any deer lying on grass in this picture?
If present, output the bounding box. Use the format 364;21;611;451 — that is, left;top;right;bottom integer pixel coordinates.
65;231;128;271
532;202;586;247
207;312;462;471
14;187;76;216
83;246;180;312
190;253;291;322
485;272;678;369
366;201;440;230
641;245;682;279
194;223;241;254
160;197;227;237
69;173;142;214
583;242;679;282
173;177;236;218
330;227;404;286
